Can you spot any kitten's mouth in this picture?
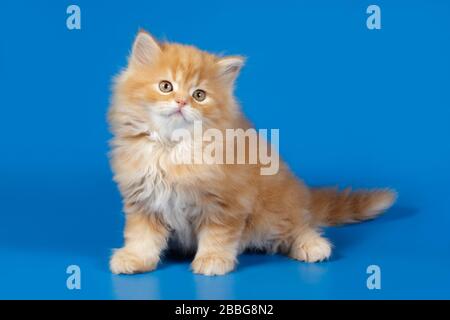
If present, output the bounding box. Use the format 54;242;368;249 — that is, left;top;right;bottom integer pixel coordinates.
168;109;187;121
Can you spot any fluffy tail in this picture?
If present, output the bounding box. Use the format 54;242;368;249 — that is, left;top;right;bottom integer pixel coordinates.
309;187;397;226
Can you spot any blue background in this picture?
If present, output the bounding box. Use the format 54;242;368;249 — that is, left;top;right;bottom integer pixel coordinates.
0;0;449;299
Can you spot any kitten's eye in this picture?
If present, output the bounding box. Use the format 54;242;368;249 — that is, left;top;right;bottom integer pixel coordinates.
159;80;173;93
192;89;206;102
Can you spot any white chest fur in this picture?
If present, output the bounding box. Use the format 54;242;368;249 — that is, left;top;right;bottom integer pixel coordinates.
114;136;202;251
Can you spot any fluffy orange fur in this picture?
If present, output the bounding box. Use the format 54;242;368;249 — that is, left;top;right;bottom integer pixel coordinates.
108;30;396;276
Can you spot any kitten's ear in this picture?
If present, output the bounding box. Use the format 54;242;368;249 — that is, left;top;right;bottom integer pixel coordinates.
130;30;161;67
216;56;245;85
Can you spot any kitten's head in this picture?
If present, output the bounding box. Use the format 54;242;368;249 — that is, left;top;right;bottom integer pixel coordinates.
113;30;244;138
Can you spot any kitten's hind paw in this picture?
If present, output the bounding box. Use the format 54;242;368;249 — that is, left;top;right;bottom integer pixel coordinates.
110;248;159;274
290;231;332;263
191;254;236;276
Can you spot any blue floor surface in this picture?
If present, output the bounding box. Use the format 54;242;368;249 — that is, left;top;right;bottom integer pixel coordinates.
1;172;449;299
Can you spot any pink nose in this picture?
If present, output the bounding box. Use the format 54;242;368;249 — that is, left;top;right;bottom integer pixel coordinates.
175;98;187;107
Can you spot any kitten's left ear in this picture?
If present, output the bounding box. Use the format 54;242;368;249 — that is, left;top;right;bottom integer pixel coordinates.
216;56;245;85
130;30;161;67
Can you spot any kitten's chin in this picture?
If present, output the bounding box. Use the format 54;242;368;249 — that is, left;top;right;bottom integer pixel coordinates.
150;112;194;141
159;111;193;126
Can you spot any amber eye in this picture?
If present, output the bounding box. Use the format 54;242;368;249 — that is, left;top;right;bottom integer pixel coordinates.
192;89;206;102
159;80;173;93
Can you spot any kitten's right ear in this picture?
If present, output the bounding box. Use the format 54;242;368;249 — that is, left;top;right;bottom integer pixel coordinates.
130;30;161;67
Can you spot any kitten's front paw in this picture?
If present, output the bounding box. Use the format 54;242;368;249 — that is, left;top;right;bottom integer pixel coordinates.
191;254;236;276
290;236;332;263
110;248;159;274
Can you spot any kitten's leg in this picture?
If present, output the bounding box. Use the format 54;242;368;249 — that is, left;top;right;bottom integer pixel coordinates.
289;227;332;263
110;209;169;274
191;217;244;276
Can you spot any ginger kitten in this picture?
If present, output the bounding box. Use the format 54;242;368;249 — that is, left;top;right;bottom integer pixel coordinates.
108;30;396;276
